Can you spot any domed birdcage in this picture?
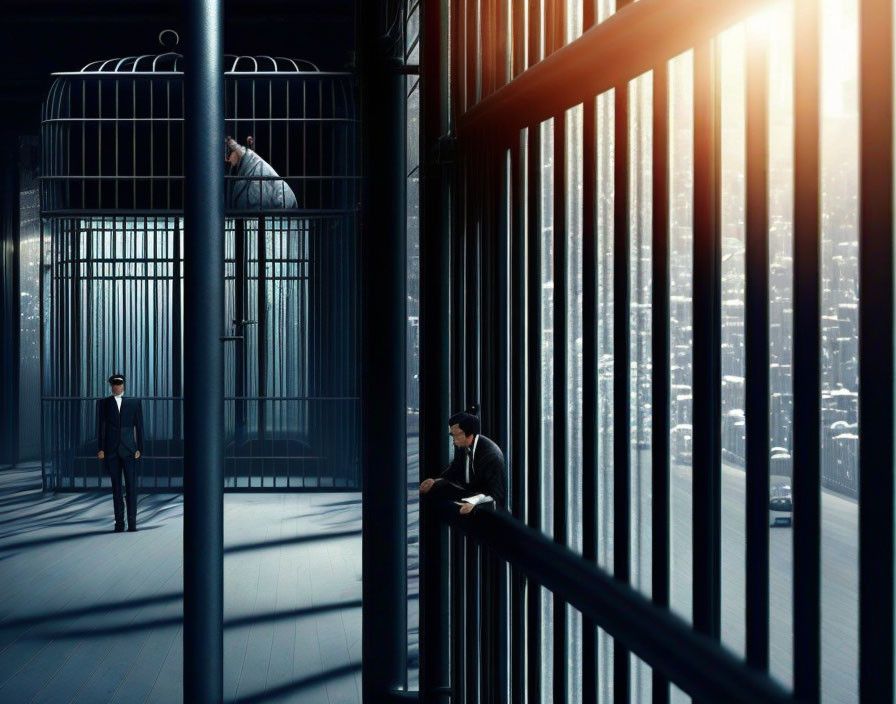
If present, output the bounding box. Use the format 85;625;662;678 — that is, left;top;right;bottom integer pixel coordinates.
40;32;360;491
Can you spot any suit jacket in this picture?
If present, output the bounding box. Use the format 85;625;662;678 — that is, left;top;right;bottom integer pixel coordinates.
439;434;506;508
96;396;144;457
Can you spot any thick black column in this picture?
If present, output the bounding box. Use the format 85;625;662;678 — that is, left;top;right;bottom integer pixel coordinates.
359;0;408;700
183;0;224;701
419;0;451;701
859;0;895;700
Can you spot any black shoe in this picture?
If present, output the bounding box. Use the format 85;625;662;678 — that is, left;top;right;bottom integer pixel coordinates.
114;524;125;533
127;525;137;532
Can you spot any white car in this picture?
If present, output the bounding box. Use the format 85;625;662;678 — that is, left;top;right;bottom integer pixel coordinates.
769;483;793;527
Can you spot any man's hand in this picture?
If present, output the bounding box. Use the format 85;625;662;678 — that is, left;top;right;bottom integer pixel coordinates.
135;451;141;459
459;502;474;515
419;477;441;494
97;450;105;459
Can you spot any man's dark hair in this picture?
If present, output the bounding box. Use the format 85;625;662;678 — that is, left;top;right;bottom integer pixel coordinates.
448;411;480;436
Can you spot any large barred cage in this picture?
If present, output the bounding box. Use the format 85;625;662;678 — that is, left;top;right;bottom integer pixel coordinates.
40;42;360;490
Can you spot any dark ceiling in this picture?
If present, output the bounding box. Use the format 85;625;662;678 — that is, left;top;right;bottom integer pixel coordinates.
0;0;356;134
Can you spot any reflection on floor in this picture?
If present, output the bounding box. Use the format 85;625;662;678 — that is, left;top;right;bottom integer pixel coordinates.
0;463;362;703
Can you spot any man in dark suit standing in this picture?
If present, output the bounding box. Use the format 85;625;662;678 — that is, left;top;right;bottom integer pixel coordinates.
96;373;144;532
419;409;506;514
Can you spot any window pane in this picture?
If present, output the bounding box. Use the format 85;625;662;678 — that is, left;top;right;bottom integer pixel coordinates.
629;67;653;702
820;0;859;702
668;48;694;630
767;0;795;689
595;87;616;704
566;102;584;704
406;75;421;691
540;116;555;702
719;20;746;660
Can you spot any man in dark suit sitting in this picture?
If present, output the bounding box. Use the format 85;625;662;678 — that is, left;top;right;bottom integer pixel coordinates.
419;409;506;514
96;373;145;532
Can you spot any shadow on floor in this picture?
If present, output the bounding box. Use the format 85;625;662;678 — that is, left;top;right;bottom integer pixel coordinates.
230;662;362;704
30;598;363;640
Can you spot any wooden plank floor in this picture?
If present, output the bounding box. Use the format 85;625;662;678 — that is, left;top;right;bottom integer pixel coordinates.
0;464;362;704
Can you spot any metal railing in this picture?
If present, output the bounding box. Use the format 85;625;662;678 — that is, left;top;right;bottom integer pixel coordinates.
426;496;797;704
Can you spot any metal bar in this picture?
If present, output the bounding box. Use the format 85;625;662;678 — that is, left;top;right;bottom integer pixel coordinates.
257;218;267;447
450;0;462;125
492;140;511;704
359;0;409;696
182;0;224;699
792;1;821;700
612;79;631;704
481;0;494;98
528;0;541;69
467;144;480;424
552;110;568;704
509;132;527;704
466;0;476;110
858;0;895;700
419;0;452;698
452;531;467;703
466;540;481;702
650;61;670;704
526;122;543;704
457;0;777;139
581;79;599;704
744;20;770;673
544;0;555;57
512;0;525;78
580;6;598;700
432;499;795;704
494;0;508;89
691;39;721;641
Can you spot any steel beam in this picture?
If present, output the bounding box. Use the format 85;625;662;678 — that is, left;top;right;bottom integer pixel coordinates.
457;0;777;140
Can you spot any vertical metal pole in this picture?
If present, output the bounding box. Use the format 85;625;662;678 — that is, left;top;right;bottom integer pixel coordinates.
651;62;670;704
613;78;631;704
792;1;821;700
509;133;527;704
552;110;569;704
419;0;451;700
744;23;770;674
692;39;721;642
493;145;511;704
526;122;543;704
580;6;598;702
858;0;894;701
359;0;408;698
183;0;224;700
582;89;599;704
